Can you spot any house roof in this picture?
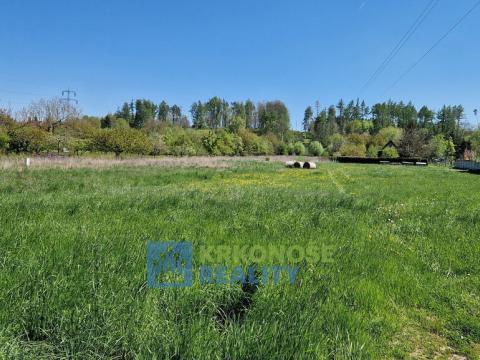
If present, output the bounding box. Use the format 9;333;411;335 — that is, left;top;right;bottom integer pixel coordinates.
382;140;398;150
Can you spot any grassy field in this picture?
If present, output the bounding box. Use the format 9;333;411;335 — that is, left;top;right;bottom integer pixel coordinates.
1;159;479;359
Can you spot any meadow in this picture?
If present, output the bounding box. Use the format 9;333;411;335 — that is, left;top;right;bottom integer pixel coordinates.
0;158;479;359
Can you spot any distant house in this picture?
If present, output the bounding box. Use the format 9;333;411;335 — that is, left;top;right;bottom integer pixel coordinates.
378;140;399;157
463;149;474;161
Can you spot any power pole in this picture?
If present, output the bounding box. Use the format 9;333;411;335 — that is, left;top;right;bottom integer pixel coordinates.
61;89;78;105
59;89;78;153
315;100;320;117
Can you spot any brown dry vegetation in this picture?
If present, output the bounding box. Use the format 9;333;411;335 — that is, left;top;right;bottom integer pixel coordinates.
0;155;326;170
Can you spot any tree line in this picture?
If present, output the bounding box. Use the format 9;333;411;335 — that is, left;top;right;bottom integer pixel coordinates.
0;96;478;160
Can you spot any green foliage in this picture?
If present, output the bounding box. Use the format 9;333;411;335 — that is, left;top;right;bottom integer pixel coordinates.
101;114;129;129
201;130;243;156
0;127;10;152
327;133;345;154
445;138;456;159
398;128;429;158
158;101;170;122
8;125;51;153
293;141;305;155
216;131;243;156
339;143;367;157
67;138;91;155
308;141;324;156
382;147;399;158
94;128;153;156
258;101;290;136
346;120;365;134
162;128;199;156
264;133;282;155
372;126;403;147
287;143;295;155
132;99;157;128
238;128;272;155
2;97;474;160
366;145;379;158
437;105;464;143
469;131;480;160
429;134;447;159
228;115;246;133
149;133;166;156
303;106;313;131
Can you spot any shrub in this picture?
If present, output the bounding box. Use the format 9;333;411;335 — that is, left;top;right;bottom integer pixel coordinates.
0;127;10;153
347;133;370;146
228;115;246;133
372;126;403;147
339;143;367;157
264;132;282;154
428;134;447;159
293;142;305;155
308;141;324;156
94;128;153;156
238;129;273;155
150;133;167;156
327;134;345;154
201;130;243;156
382;147;399;158
366;145;379;158
286;143;295;155
8;125;51;153
67;138;91;155
217;131;243;156
202;131;220;155
278;143;289;155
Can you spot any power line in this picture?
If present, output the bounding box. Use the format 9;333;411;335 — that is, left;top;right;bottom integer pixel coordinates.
361;0;439;92
384;0;480;94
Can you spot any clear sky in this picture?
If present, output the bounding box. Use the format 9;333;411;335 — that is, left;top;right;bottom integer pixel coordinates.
1;0;479;129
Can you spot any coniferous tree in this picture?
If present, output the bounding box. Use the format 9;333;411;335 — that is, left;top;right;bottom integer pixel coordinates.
170;105;182;125
158;101;170;122
303;106;313;131
190;101;207;129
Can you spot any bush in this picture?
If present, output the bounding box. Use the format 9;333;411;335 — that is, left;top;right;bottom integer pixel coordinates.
327;134;345;154
308;141;324;156
238;129;273;155
278;143;289;155
93;128;153;156
202;131;220;155
201;130;243;156
217;131;243;156
372;126;403;147
339;143;367;157
8;125;51;153
264;132;283;154
382;147;399;158
228;115;246;133
0;127;10;153
366;145;379;158
286;143;295;155
67;138;91;155
293;142;305;155
428;134;447;159
150;133;167;156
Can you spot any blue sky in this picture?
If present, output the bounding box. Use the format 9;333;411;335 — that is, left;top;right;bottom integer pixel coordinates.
0;0;479;129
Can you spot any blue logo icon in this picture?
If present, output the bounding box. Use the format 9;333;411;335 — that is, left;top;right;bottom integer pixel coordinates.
147;241;193;288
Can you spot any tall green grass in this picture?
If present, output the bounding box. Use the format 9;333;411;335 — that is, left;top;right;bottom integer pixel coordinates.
0;162;479;358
